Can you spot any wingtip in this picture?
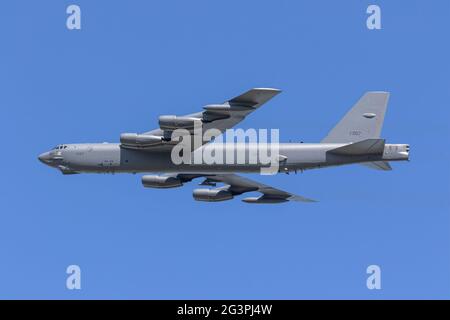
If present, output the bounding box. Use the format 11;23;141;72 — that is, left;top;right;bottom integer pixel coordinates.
289;195;318;203
253;87;282;93
302;199;318;203
366;91;390;95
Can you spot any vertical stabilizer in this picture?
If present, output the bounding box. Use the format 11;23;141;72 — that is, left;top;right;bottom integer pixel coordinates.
322;92;389;143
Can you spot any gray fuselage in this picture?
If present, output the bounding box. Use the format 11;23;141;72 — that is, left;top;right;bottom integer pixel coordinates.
38;142;409;174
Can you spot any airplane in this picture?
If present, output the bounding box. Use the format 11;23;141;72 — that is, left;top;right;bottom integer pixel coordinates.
38;88;409;203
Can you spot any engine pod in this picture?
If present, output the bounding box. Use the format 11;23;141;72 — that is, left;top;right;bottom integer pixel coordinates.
192;189;234;202
142;175;183;188
158;115;201;130
120;133;163;147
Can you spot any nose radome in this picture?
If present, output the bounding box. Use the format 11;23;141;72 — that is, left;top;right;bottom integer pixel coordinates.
38;152;50;163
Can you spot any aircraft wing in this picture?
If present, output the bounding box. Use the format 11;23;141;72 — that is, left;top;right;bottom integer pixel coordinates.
120;88;281;150
207;174;316;203
143;173;316;203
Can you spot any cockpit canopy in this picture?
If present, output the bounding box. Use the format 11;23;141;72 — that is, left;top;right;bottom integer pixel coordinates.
53;145;67;150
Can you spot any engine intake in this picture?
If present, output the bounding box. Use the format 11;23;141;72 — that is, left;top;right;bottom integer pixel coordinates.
142;175;183;188
193;189;234;202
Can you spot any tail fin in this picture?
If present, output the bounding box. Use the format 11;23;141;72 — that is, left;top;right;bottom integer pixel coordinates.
322;92;390;143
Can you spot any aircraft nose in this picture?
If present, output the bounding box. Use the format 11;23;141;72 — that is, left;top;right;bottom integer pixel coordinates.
38;152;51;164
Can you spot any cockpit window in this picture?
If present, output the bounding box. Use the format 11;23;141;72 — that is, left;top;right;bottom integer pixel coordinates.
52;145;67;150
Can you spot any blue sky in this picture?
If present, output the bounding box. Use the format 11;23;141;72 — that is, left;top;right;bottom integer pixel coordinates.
1;0;449;299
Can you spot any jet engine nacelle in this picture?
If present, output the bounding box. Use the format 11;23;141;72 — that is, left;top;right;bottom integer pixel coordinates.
120;133;163;147
158;115;201;130
192;189;234;202
142;175;183;188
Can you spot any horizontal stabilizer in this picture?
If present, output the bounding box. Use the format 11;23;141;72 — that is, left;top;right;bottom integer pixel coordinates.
361;161;392;171
328;139;385;156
